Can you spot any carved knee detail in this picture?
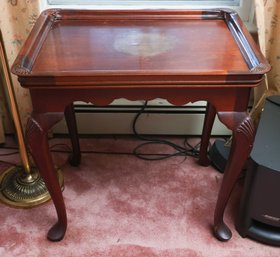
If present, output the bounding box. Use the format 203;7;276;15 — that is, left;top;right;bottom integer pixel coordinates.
235;116;255;148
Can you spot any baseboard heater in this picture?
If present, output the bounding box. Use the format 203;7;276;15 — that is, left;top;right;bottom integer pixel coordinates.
52;103;231;136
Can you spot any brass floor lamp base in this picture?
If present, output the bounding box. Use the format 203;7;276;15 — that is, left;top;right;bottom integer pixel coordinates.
0;165;64;208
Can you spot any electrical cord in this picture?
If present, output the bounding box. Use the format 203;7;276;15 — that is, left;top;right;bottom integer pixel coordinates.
132;100;200;160
0;151;19;156
53;101;201;160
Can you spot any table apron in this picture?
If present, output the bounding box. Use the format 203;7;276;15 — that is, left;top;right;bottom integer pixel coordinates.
29;86;251;113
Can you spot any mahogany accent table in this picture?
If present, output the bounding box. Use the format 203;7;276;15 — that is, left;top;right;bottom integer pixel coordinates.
12;9;270;242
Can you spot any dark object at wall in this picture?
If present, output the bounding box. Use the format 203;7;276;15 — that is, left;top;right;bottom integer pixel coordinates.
236;95;280;246
209;139;230;173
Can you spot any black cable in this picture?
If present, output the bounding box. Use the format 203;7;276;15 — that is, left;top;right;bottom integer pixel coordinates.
131;101;200;160
0;151;19;156
0;146;18;150
0;160;18;166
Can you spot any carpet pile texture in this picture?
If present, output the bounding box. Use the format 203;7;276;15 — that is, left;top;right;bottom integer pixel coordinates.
0;137;279;256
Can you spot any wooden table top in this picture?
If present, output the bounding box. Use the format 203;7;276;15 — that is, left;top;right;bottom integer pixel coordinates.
33;19;247;73
12;9;270;87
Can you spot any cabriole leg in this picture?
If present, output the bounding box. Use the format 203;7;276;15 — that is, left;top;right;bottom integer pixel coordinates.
26;112;67;241
214;112;255;241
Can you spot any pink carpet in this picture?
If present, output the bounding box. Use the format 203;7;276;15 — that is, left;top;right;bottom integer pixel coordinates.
0;136;279;256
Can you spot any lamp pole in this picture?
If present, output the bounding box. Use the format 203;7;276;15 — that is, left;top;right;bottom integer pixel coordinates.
0;31;63;207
